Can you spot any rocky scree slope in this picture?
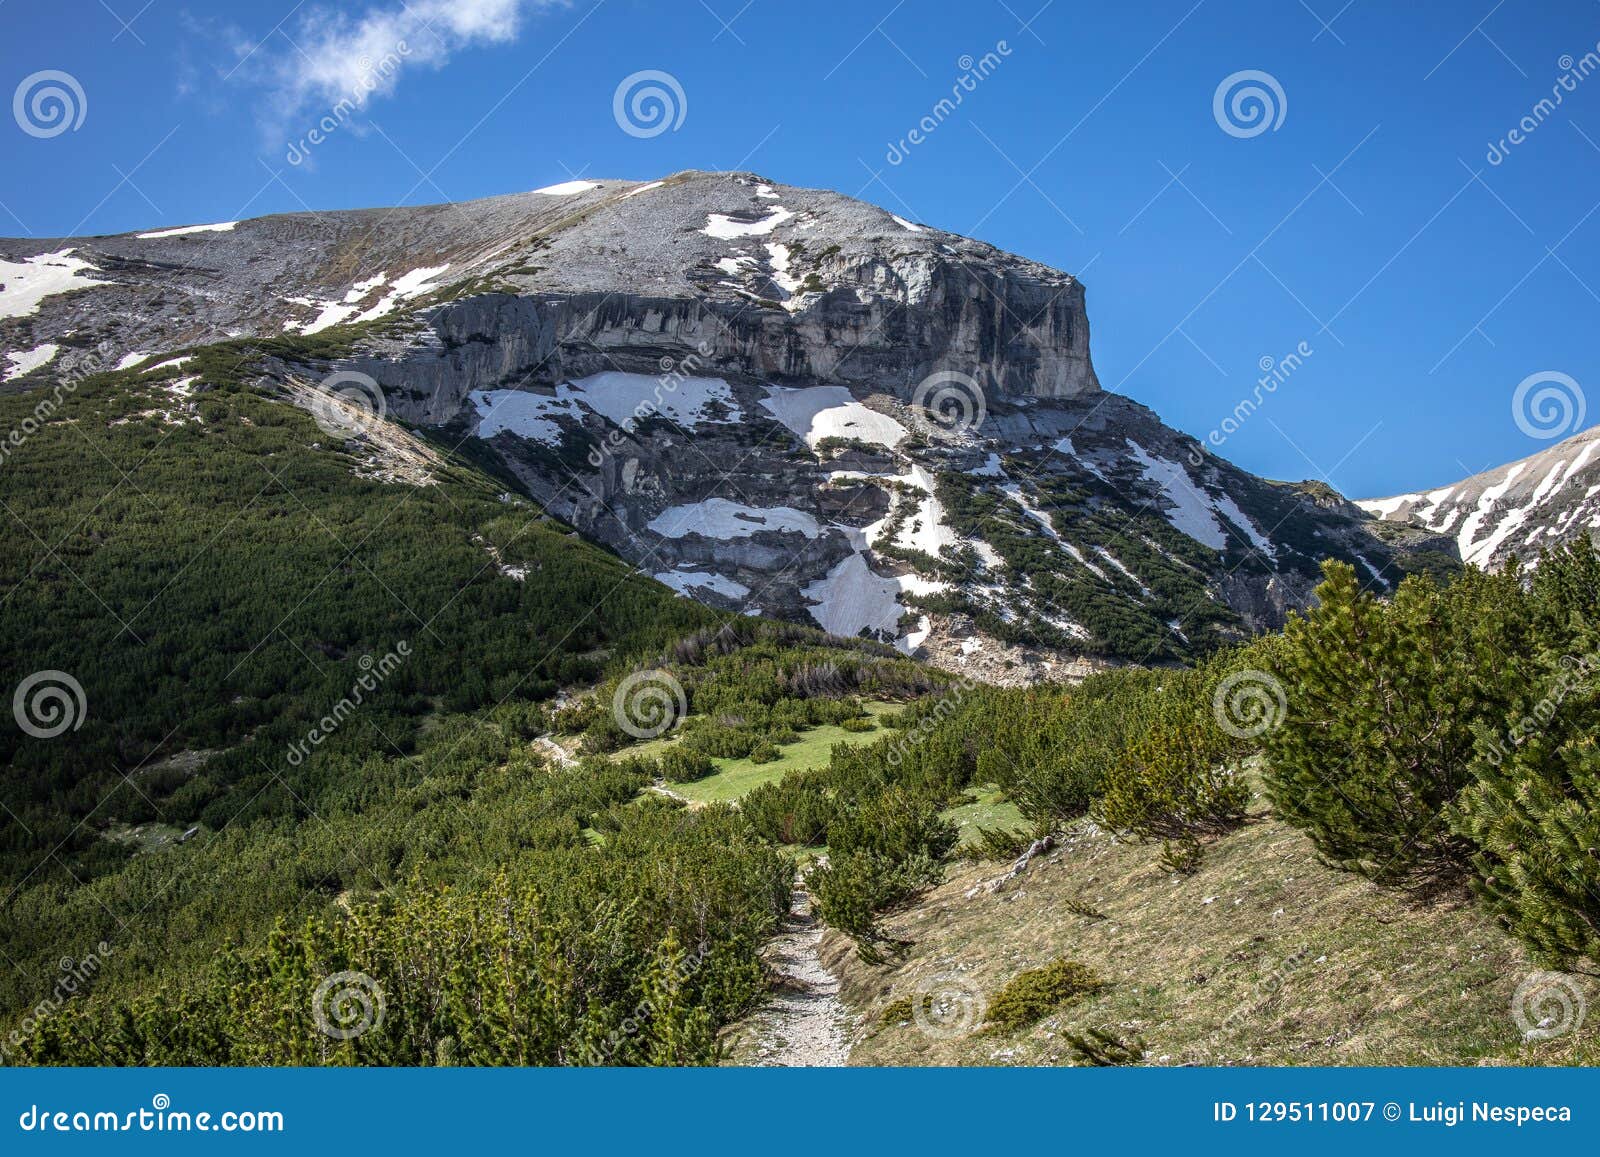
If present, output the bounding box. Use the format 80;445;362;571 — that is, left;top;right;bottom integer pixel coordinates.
1;171;1412;671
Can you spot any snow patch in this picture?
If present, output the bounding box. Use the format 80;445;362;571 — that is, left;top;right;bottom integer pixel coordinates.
1211;492;1277;560
893;465;958;556
802;552;941;652
890;214;923;232
0;250;107;319
135;221;237;239
970;452;1006;478
568;370;742;430
533;180;601;195
1125;440;1227;550
702;206;795;239
1458;464;1529;568
760;385;907;449
471;389;581;445
654;569;751;600
1054;435;1107;480
2;343;58;380
473;372;742;443
285;265;449;335
648;499;820;540
1095;547;1150;595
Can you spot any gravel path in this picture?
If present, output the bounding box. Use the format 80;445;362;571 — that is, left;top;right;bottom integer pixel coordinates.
534;735;576;766
745;882;853;1067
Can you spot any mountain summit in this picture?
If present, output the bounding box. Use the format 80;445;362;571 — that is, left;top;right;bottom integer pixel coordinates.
2;171;1415;674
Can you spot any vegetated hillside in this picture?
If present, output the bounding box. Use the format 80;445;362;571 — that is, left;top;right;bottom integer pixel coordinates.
1;472;947;1066
710;546;1600;1066
0;347;723;1035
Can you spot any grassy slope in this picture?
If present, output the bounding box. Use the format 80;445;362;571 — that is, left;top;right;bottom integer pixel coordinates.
943;786;1027;849
830;779;1599;1067
631;701;899;803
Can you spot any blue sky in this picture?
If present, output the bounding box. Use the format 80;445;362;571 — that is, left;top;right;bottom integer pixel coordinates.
3;0;1598;499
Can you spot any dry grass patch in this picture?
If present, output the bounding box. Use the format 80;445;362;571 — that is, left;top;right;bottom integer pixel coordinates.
826;787;1600;1067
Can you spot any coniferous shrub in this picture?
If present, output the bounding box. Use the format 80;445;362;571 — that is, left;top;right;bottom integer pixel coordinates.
984;959;1106;1033
1095;699;1247;841
1261;561;1512;887
741;776;833;846
658;746;717;783
1450;541;1600;965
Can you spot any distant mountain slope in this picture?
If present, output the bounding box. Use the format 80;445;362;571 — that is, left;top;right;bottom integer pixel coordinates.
1357;425;1600;570
1;171;1416;672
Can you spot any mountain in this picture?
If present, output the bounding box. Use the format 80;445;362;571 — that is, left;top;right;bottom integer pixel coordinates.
1;170;1412;676
1357;424;1600;571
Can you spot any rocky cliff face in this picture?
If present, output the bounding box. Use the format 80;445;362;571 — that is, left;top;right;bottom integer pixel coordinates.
3;170;1414;676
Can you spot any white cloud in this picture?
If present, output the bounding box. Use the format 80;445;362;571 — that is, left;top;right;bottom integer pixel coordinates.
259;0;555;124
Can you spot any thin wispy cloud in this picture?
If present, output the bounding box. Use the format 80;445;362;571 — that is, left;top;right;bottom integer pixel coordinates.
240;0;563;141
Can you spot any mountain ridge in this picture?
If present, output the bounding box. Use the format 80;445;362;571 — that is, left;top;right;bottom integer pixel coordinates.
1356;422;1600;571
2;170;1429;673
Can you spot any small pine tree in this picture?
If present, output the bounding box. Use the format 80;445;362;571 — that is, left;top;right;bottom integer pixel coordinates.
1095;699;1247;841
1451;540;1600;966
1262;561;1513;887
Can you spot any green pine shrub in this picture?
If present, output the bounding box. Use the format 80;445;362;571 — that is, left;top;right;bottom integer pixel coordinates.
984;959;1106;1033
1262;561;1512;887
659;746;717;782
1095;707;1248;841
